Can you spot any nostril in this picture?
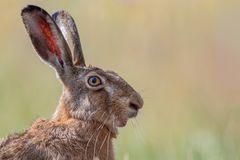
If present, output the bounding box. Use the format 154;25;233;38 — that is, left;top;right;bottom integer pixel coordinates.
129;92;144;110
129;102;139;112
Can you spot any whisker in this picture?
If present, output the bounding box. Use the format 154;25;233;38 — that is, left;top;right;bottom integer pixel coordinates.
133;118;146;144
130;119;135;128
106;129;111;160
87;108;101;121
84;112;107;159
85;111;106;136
93;127;102;159
84;111;112;160
139;88;149;93
130;119;141;145
98;131;110;156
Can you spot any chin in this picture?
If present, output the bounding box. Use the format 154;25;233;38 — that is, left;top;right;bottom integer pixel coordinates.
116;118;128;127
103;115;129;135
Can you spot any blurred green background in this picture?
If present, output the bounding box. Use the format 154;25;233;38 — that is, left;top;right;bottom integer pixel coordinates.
1;0;240;159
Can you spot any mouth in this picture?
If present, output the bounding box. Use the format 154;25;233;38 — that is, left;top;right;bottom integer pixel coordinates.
95;106;140;136
108;100;143;133
114;103;140;128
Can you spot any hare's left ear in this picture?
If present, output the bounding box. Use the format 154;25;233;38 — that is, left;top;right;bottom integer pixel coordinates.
21;5;73;76
52;10;86;67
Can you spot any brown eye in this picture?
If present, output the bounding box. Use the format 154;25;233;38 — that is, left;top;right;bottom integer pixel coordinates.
88;76;102;87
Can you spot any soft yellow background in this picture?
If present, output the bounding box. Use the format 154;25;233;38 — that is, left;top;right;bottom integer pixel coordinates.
0;0;240;159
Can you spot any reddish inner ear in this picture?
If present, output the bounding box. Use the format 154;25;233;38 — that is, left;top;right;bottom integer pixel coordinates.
38;17;62;62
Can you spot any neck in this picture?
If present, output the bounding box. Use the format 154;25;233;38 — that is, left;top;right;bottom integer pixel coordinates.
50;95;115;160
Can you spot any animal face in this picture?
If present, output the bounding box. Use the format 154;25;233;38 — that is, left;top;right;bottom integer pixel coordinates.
64;66;143;133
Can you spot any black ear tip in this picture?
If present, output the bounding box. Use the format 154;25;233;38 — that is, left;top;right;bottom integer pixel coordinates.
52;10;70;20
21;5;43;16
52;10;62;20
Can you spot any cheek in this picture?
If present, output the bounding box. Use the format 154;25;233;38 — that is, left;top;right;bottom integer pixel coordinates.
88;90;109;108
111;97;129;113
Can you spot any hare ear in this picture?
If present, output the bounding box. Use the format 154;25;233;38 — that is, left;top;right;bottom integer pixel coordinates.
52;10;86;67
21;5;73;75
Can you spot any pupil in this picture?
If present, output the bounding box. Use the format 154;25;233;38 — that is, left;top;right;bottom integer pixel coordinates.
91;77;97;83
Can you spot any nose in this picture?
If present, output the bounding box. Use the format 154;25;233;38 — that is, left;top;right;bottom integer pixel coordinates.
129;92;144;109
128;92;144;118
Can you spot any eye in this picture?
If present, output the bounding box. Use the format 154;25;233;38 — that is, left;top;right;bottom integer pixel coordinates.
88;76;102;87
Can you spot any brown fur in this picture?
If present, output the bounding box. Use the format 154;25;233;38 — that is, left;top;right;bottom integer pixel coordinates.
0;5;143;160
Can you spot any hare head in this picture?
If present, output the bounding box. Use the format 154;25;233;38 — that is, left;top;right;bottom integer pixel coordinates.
21;5;143;134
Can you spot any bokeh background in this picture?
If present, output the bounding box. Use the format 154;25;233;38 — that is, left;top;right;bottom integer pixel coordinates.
1;0;240;159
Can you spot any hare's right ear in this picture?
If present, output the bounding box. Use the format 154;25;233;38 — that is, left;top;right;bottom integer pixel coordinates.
21;5;73;76
52;10;86;67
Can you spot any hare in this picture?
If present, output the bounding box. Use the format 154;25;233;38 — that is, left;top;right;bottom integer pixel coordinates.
0;5;143;160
